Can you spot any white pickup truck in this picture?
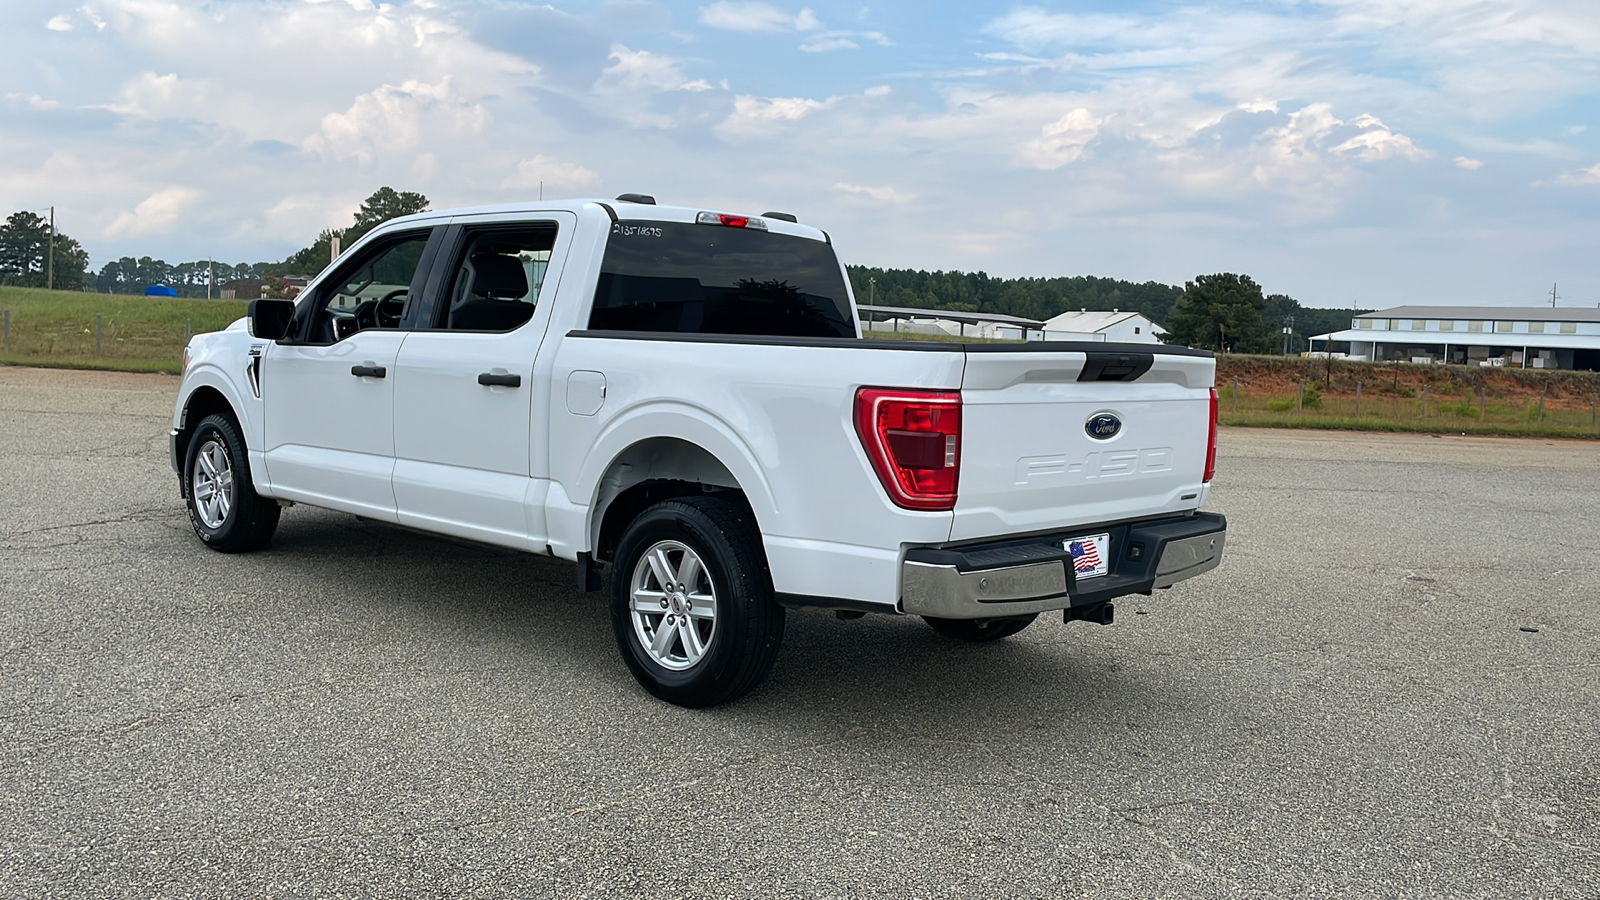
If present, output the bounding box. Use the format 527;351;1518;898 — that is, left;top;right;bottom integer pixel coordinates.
171;195;1225;706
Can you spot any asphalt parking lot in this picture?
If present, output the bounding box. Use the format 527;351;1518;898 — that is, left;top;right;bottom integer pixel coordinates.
2;364;1598;898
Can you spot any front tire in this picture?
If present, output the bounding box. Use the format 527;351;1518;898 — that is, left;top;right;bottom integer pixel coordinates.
184;413;280;553
924;614;1038;642
609;496;784;708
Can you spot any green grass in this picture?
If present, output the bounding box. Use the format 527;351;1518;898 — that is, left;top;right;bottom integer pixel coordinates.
1220;389;1600;439
0;286;246;374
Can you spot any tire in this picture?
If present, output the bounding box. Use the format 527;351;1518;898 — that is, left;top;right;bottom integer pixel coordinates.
924;613;1038;642
184;413;280;553
609;496;784;708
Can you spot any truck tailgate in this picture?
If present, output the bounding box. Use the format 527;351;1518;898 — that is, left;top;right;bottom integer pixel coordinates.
951;345;1215;542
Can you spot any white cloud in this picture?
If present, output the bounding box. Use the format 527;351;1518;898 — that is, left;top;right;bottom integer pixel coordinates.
592;44;714;128
46;14;74;31
833;182;915;204
800;29;890;52
304;78;489;166
800;36;857;53
1022;108;1102;169
1330;114;1429;162
1554;162;1600;186
699;2;821;33
717;93;839;139
106;188;203;237
502;156;600;192
103;71;211;119
1455;156;1484;170
596;44;701;94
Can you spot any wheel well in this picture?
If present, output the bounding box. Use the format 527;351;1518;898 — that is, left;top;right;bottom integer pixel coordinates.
176;386;236;471
592;438;753;563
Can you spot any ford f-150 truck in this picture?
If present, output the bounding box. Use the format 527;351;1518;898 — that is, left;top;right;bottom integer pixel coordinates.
170;195;1226;707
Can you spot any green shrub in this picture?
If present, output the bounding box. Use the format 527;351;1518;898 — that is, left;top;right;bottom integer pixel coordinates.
1268;398;1295;412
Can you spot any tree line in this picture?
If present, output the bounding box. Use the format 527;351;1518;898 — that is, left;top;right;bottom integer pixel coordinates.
1;187;429;298
7;187;1367;350
846;267;1368;352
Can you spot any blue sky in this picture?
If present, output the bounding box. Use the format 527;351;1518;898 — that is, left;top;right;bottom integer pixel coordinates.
3;0;1598;309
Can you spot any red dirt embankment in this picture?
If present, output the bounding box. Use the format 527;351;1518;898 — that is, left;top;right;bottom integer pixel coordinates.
1216;356;1600;409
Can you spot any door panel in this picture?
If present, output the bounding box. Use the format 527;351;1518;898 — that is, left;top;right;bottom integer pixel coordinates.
392;214;575;549
259;227;439;521
262;331;408;520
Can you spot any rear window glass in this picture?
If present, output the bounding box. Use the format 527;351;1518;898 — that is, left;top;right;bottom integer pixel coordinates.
590;221;855;337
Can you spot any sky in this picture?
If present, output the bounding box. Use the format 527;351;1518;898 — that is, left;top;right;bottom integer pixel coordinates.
2;0;1598;310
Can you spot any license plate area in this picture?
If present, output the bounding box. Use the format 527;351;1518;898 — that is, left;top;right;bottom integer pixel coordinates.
1063;533;1111;580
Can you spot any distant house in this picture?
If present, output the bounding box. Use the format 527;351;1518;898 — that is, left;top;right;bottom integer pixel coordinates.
1039;310;1166;344
220;278;263;300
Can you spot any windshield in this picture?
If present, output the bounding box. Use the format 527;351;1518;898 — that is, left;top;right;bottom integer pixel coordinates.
590;221;856;338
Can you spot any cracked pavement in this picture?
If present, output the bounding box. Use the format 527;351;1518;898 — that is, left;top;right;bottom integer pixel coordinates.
2;364;1598;898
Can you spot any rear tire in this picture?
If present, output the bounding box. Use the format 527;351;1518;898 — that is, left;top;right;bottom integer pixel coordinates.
184;413;280;553
924;613;1037;642
609;496;784;708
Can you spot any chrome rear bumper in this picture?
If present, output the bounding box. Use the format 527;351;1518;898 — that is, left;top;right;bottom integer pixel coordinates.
899;513;1226;620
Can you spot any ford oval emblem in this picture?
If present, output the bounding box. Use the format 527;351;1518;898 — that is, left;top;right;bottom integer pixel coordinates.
1085;413;1122;440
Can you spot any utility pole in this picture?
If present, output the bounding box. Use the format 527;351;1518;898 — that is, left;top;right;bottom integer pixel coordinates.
207;258;213;299
869;276;876;306
1282;315;1295;357
1551;283;1559;308
47;206;55;291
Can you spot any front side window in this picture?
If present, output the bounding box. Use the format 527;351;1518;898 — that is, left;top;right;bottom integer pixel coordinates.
304;231;431;343
590;221;854;338
435;226;556;332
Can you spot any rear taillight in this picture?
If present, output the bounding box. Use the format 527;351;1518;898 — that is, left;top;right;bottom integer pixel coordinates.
1203;387;1218;483
854;387;961;511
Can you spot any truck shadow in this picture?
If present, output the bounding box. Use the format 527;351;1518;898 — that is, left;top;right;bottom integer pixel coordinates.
260;510;1192;729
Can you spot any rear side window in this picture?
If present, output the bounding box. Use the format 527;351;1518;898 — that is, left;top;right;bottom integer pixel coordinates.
589;221;855;337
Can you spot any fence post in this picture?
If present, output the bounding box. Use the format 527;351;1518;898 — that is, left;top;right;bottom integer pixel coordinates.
2;309;8;351
1538;387;1546;422
1231;377;1238;411
1593;393;1598;429
1356;381;1362;417
186;317;192;342
95;314;102;356
1297;378;1304;414
1421;384;1428;418
1479;386;1486;419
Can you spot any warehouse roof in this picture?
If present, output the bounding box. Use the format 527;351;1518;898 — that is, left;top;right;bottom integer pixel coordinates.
1356;306;1600;323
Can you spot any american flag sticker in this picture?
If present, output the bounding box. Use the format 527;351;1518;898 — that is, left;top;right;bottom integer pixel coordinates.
1065;534;1110;579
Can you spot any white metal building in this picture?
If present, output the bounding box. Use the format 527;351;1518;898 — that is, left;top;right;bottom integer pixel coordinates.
1311;306;1600;371
1038;310;1166;344
857;305;1045;339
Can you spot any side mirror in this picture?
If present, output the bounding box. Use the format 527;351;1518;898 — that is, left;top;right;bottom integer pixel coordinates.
248;298;295;341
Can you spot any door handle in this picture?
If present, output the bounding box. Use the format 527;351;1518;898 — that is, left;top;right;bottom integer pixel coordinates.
350;365;387;378
477;372;522;388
